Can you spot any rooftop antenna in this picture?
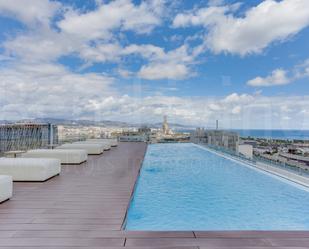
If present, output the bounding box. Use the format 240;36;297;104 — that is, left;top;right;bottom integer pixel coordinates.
216;120;219;130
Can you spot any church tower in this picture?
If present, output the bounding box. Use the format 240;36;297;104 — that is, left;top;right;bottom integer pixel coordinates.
162;115;169;135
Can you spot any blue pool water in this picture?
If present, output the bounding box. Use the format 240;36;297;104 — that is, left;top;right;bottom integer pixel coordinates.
126;143;309;230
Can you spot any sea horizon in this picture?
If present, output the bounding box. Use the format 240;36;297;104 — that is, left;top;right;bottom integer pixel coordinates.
178;129;309;140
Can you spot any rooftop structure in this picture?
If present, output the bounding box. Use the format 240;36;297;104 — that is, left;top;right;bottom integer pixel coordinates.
0;123;57;155
0;142;308;247
191;128;239;152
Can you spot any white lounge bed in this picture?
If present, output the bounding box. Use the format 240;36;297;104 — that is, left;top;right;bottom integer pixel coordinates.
0;158;61;181
22;149;87;165
86;139;118;147
56;143;104;155
73;141;111;150
0;175;12;203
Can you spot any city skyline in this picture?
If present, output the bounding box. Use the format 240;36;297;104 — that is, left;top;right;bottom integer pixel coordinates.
0;0;309;129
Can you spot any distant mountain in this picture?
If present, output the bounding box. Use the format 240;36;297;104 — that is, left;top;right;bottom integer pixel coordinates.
15;118;133;128
0;118;194;130
0;120;12;125
151;122;194;129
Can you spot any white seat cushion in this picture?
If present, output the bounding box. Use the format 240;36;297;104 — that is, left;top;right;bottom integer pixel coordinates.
86;139;118;147
22;149;87;164
57;144;104;155
0;158;61;181
73;141;111;150
0;175;12;203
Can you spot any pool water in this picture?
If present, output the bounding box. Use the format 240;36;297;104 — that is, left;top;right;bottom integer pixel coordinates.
125;143;309;230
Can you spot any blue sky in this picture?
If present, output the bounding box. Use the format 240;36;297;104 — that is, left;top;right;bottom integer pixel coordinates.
0;0;309;129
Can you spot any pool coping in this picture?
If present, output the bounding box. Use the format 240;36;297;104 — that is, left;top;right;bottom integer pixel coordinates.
121;143;148;230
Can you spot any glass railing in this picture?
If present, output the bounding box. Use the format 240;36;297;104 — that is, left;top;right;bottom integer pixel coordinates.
252;155;309;176
196;143;309;177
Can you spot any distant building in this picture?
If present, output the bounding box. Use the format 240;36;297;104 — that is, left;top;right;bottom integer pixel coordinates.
190;128;208;144
207;130;239;152
0;123;58;154
190;128;239;152
238;144;253;159
118;131;147;142
138;126;151;134
162;115;172;135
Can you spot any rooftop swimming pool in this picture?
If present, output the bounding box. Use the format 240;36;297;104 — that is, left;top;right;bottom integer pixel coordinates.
125;143;309;230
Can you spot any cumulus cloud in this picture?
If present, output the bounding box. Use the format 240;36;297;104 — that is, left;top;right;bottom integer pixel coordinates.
247;69;290;87
133;45;195;79
0;0;61;26
294;59;309;79
247;58;309;87
3;30;79;63
0;0;196;79
0;63;115;119
0;0;308;129
138;63;189;80
173;0;309;55
58;0;163;39
79;43;196;79
1;68;308;129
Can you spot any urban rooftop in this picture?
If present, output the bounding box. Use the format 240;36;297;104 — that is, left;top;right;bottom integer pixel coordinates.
0;117;309;247
1;0;309;247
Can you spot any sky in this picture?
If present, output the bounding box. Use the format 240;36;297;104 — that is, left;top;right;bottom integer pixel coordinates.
0;0;309;129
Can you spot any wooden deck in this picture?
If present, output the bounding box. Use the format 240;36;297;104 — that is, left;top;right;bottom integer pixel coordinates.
0;142;308;248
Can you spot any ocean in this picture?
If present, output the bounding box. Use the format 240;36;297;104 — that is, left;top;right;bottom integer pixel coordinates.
232;129;309;140
178;129;309;140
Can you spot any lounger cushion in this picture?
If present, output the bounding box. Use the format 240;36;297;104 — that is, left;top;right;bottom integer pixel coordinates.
86;139;118;147
0;175;12;203
73;141;111;150
22;149;87;164
0;158;61;181
57;144;104;155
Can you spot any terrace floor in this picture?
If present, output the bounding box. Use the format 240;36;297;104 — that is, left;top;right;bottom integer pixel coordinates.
0;142;308;248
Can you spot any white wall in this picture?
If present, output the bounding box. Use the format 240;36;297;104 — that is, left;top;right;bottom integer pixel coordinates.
238;144;253;159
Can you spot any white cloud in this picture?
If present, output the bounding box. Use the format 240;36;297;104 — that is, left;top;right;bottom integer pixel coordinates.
117;68;134;78
0;0;308;129
0;64;308;129
294;59;309;79
231;106;242;115
3;30;78;62
247;58;309;87
247;69;290;87
80;43;122;63
222;93;254;103
78;43;196;79
0;0;201;80
173;0;309;55
138;63;189;80
0;63;115;119
173;5;233;28
58;0;163;40
0;0;61;26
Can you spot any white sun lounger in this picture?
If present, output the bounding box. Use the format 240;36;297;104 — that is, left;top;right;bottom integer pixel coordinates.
56;143;104;155
0;158;61;181
73;141;111;150
0;175;12;203
86;139;118;147
22;149;87;165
